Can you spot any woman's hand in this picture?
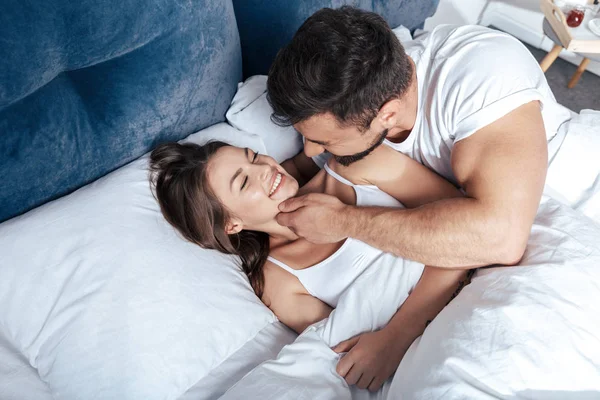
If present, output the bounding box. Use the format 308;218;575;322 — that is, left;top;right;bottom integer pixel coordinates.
276;193;350;244
333;327;412;391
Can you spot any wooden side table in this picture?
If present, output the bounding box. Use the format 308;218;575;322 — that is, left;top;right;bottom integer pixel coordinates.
539;0;600;88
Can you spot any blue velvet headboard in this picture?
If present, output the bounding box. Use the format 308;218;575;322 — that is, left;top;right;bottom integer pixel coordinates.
232;0;440;78
0;0;242;222
0;0;438;222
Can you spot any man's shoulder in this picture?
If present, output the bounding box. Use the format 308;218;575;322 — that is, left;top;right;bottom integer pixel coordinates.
418;25;546;120
423;24;521;54
424;25;539;79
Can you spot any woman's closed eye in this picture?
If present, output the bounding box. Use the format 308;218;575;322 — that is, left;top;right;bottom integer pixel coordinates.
240;150;260;190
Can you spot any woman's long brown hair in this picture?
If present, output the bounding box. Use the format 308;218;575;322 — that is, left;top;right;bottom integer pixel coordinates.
149;141;269;297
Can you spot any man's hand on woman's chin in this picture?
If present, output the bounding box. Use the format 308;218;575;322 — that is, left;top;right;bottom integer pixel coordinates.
276;193;350;244
332;327;413;391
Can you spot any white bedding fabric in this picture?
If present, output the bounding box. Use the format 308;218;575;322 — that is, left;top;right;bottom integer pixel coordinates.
220;196;600;399
179;323;296;400
0;333;53;400
545;109;600;224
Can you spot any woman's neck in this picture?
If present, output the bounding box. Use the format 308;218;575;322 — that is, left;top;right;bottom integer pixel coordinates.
265;220;299;242
266;169;329;247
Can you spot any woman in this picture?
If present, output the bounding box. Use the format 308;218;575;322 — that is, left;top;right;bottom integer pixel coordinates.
150;138;469;326
149;140;470;389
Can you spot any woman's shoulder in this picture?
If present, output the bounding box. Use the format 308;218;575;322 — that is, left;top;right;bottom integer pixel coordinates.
327;144;409;186
297;167;327;196
261;258;333;334
261;259;307;306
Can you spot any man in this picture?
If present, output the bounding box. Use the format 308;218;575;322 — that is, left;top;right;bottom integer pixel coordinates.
268;6;578;392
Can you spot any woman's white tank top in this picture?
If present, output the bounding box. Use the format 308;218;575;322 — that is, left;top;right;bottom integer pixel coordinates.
267;163;424;307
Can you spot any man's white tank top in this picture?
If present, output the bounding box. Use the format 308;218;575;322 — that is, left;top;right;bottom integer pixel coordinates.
267;163;424;307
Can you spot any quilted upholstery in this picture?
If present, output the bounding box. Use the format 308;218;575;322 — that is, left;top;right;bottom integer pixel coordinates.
0;0;242;222
232;0;439;78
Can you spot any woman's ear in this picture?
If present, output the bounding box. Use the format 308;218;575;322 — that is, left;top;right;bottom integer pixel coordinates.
225;217;243;235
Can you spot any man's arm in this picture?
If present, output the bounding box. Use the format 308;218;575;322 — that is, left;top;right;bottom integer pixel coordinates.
281;151;320;186
348;101;547;267
334;266;468;391
278;102;548;268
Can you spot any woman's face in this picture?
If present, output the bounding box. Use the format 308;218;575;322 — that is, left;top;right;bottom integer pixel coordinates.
207;146;299;233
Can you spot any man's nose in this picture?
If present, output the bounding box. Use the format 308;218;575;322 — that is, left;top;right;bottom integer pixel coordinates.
303;140;325;158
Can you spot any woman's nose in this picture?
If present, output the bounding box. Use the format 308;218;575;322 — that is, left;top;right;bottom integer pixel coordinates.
258;163;272;182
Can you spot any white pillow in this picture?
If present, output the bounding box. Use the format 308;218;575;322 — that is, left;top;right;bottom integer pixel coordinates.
226;75;303;163
392;24;413;43
0;123;276;400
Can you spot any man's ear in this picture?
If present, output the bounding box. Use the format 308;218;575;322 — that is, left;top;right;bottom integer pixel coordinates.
225;217;243;235
377;99;402;129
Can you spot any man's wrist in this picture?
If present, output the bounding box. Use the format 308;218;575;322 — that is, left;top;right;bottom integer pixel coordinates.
337;205;361;239
384;309;426;344
379;322;415;359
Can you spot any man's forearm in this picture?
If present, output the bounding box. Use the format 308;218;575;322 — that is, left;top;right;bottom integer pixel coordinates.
382;267;468;352
343;197;515;268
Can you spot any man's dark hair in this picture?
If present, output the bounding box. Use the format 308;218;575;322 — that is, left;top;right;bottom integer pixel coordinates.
267;6;413;131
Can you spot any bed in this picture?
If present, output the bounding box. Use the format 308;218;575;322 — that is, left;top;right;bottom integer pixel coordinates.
1;1;600;399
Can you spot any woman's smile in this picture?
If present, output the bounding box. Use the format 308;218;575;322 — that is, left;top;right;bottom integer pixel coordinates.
269;172;284;198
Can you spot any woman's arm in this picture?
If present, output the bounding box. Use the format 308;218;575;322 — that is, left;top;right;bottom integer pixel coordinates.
331;145;472;391
262;262;332;334
281;151;320;187
334;144;463;208
334;266;468;390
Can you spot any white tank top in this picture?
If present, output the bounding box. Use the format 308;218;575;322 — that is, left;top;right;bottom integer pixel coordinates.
267;163;424;307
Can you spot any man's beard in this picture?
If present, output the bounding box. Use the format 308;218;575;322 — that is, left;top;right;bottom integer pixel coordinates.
334;129;388;167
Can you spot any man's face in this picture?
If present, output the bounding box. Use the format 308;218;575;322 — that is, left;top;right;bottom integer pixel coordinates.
294;113;387;166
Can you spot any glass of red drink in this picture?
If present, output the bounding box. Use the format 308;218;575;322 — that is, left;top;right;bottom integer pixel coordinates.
566;6;585;28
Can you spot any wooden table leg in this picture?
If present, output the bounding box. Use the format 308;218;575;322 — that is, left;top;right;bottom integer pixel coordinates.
568;57;591;89
540;44;562;72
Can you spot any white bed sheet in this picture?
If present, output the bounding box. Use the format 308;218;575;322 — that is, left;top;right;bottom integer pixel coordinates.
0;332;53;400
545;109;600;224
179;323;296;400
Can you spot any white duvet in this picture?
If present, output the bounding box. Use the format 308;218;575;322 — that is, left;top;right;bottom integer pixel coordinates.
220;196;600;399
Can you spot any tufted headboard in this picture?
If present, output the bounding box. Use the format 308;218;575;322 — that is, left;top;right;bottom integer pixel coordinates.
0;0;438;222
0;0;242;222
232;0;440;78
